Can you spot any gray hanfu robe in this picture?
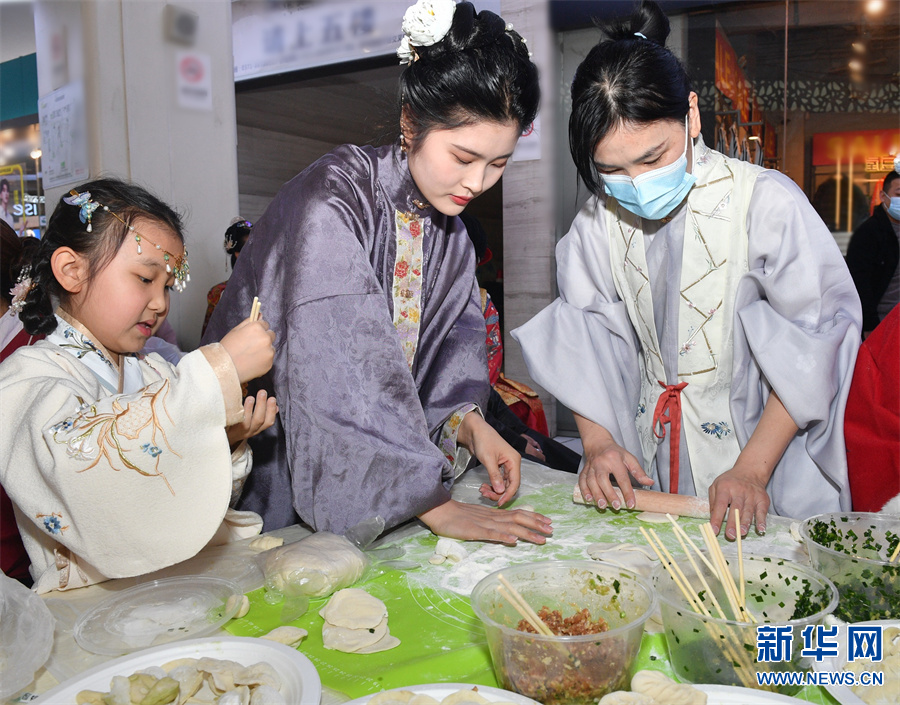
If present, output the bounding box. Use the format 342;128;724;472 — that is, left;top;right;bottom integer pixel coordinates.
512;144;862;521
203;144;489;534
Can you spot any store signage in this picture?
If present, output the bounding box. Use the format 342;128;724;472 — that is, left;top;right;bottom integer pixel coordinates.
232;0;500;82
812;129;900;167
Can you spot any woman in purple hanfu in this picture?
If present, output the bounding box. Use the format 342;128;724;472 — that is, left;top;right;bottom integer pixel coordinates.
204;1;553;545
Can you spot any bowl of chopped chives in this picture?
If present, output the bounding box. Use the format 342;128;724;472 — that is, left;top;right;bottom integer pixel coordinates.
800;512;900;623
652;552;837;695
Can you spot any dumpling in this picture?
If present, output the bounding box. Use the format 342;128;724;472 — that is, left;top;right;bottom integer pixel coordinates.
598;692;659;705
630;670;707;705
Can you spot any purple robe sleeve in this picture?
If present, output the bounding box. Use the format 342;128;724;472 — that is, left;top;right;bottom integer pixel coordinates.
204;145;487;534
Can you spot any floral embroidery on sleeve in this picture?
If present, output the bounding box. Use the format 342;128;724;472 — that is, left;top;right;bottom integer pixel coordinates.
391;210;425;370
50;383;180;494
440;403;478;478
36;512;69;535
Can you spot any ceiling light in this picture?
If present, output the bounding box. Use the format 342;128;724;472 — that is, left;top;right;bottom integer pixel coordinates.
30;148;42;160
849;59;863;72
852;41;867;53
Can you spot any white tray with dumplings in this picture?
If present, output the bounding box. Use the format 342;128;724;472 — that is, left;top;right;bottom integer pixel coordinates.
344;684;540;705
33;636;320;705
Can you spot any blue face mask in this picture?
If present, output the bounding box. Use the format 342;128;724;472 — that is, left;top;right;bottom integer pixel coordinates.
602;118;697;221
884;194;900;221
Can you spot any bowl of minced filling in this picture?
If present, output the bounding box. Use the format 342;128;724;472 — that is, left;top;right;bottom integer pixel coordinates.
470;561;656;705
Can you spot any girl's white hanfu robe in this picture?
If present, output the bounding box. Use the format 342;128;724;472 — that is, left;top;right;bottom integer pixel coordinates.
0;313;261;593
512;138;862;520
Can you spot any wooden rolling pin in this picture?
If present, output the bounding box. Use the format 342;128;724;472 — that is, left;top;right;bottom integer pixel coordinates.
573;484;710;519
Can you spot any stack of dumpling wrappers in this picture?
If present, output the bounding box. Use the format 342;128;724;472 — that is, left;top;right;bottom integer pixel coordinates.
320;588;399;654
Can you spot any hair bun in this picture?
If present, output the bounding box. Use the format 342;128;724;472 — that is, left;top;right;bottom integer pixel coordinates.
600;0;670;47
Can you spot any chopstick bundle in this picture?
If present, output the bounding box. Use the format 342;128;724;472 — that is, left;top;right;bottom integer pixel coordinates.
249;296;261;322
640;526;757;688
497;574;554;637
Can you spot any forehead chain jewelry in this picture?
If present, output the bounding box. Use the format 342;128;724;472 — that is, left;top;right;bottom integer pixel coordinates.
64;189;191;292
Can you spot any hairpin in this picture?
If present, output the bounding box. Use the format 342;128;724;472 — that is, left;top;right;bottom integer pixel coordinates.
505;21;533;58
9;266;34;314
634;32;648;40
65;189;191;292
62;191;101;232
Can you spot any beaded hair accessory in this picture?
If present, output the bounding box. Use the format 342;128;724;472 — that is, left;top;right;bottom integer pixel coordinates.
63;189;191;292
9;266;34;314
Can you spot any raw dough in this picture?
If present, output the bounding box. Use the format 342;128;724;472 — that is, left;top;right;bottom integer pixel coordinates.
586;542;659;577
630;670;706;705
259;626;307;648
441;690;490;705
264;532;368;598
598;693;659;705
636;512;678;523
354;629;401;654
429;538;468;565
249;536;284;551
319;588;400;654
227;594;251;619
322;617;388;652
319;588;387;629
368;692;415;705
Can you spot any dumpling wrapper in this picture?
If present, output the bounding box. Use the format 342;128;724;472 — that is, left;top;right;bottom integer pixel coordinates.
319;588;387;629
322;616;388;652
354;628;400;654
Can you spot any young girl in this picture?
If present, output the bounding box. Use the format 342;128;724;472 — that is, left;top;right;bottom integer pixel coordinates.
0;178;278;593
513;0;861;539
204;0;553;545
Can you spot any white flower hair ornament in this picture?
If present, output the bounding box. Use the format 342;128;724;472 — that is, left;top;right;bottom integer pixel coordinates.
397;0;457;65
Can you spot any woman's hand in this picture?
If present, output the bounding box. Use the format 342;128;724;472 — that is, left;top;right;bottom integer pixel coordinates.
220;317;276;383
708;391;797;539
522;434;546;462
457;412;521;505
709;464;770;539
226;389;278;449
419;500;553;545
574;412;653;510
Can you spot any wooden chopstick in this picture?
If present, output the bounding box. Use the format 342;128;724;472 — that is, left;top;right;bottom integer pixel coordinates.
666;513;717;575
497;574;554;637
249;296;261;322
889;541;900;564
735;508;746;605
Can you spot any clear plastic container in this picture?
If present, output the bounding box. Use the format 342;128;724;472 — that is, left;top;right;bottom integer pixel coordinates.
470;560;655;705
652;552;837;695
800;511;900;623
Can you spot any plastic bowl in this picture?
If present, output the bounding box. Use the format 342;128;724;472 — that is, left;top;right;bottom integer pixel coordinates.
653;552;837;695
800;512;900;623
470;560;656;705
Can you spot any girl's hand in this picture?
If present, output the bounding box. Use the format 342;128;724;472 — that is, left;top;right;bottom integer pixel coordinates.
579;439;654;511
709;464;770;539
419;500;553;545
458;412;521;506
220;317;276;383
226;389;278;449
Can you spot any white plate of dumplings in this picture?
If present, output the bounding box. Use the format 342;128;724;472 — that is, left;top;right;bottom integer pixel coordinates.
32;636;321;705
344;683;541;705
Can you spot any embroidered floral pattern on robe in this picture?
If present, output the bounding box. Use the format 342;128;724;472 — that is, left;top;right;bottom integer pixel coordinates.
391;210;425;369
51;383;180;494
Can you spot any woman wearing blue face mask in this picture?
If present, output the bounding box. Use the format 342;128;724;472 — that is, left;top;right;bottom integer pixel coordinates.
512;0;862;540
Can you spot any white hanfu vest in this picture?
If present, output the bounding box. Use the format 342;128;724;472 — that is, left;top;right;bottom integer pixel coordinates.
607;140;761;498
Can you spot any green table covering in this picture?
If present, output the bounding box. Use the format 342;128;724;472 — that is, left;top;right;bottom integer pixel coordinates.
225;475;839;704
